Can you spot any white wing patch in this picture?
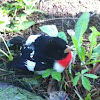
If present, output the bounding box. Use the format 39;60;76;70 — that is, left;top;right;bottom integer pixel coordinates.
25;35;40;45
53;61;65;73
25;60;36;71
30;51;35;58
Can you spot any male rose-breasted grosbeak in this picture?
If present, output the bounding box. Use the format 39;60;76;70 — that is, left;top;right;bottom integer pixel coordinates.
8;34;72;73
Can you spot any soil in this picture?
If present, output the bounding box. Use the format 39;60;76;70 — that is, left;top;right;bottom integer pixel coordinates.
0;0;100;100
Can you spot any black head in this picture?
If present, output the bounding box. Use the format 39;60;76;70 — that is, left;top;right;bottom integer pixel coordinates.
45;37;69;60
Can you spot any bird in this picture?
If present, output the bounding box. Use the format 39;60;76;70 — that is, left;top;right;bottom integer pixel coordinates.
8;34;73;73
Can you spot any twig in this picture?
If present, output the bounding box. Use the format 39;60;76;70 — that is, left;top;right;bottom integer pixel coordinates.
92;56;100;74
64;92;70;100
90;10;97;17
35;17;78;24
74;88;83;100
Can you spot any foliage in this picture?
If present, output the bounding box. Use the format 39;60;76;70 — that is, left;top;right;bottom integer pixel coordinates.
0;2;100;98
40;25;58;37
71;12;90;62
0;0;43;60
0;0;43;33
0;33;13;61
85;93;92;100
0;83;43;100
40;12;100;97
73;69;98;91
71;12;99;92
42;69;61;82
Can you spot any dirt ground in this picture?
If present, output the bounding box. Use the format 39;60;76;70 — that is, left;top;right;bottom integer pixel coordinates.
0;0;100;100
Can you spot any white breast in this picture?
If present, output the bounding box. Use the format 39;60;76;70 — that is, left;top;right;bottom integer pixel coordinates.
53;61;65;73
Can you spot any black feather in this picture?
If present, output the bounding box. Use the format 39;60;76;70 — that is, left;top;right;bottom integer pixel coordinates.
8;34;68;72
10;36;26;46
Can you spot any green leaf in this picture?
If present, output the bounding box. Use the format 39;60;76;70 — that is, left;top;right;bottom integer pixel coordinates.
0;21;4;24
81;46;85;61
73;75;80;86
84;74;99;79
85;93;92;100
74;12;90;42
93;44;100;55
57;32;68;43
81;69;89;74
89;26;100;57
40;25;58;37
21;20;35;30
51;71;61;81
89;26;100;46
75;72;81;75
81;76;91;91
71;36;85;62
42;69;52;78
71;36;80;54
13;20;35;32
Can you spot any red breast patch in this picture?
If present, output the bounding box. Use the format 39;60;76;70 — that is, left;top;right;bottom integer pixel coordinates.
57;52;72;68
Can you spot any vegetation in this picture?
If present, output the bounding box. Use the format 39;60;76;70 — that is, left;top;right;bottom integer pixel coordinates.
40;12;100;99
0;0;100;100
0;0;42;60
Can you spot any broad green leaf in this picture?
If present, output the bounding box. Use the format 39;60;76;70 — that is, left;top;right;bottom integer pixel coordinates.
75;72;81;76
57;32;68;43
72;36;85;61
13;20;35;32
51;71;61;81
85;93;92;100
81;69;89;74
81;46;85;61
89;26;100;58
93;44;100;55
40;25;58;37
81;76;91;91
84;74;99;79
89;26;100;48
90;52;99;60
42;69;52;78
23;21;35;29
74;12;90;42
71;36;80;54
73;75;80;86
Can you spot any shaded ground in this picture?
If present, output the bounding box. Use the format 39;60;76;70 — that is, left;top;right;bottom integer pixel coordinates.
0;0;100;100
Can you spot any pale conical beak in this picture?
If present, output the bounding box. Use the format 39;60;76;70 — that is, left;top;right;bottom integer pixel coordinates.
64;46;73;53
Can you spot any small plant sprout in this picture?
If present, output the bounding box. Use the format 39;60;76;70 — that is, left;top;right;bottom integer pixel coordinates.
71;12;90;63
42;69;61;82
0;33;13;61
73;68;98;91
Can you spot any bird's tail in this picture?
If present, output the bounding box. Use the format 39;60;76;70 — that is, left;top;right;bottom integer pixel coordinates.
9;36;26;46
7;56;28;71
